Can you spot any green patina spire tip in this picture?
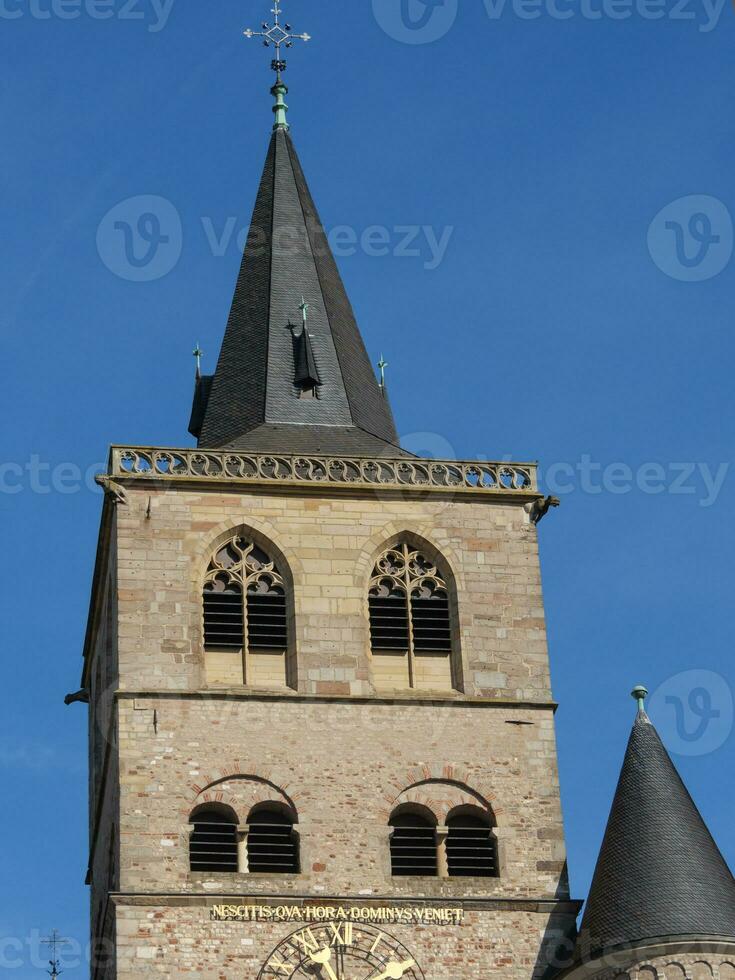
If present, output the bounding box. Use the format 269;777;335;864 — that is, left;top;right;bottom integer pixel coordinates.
631;685;649;713
271;79;290;131
243;2;312;132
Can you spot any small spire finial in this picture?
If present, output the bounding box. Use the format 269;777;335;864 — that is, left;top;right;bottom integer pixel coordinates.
193;343;203;380
299;297;309;325
243;1;312;131
631;685;649;713
378;354;388;390
42;931;70;979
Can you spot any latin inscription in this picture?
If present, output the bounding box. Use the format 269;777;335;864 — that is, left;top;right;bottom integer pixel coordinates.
211;904;464;926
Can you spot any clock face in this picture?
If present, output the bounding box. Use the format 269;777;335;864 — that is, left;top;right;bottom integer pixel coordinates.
258;923;425;979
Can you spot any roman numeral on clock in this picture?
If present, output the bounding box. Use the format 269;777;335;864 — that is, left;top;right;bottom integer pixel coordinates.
291;927;320;954
329;922;354;947
267;958;294;976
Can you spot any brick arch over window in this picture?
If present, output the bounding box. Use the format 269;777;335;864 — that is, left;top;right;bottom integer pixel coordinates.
365;531;463;693
199;526;297;690
385;777;499;880
186;774;301;876
187;771;300;818
384;772;498;826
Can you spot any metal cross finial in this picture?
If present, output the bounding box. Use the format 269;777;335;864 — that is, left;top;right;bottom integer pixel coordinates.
378;354;389;389
42;931;70;979
192;343;203;379
299;297;309;325
243;1;311;80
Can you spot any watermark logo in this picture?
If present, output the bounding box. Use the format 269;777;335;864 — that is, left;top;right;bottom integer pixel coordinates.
97;195;455;281
97;194;182;282
372;0;459;43
649;670;733;756
540;456;729;508
372;0;728;36
0;0;175;32
648;195;733;282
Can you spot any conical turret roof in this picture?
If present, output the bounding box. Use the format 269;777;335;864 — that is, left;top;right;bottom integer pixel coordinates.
578;706;735;958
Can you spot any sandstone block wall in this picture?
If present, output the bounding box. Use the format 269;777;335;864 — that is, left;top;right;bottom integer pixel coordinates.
82;479;573;979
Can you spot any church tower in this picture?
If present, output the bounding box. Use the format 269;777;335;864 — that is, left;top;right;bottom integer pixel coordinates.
74;7;580;977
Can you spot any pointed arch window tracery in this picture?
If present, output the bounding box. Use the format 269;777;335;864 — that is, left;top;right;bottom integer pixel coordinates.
203;535;291;689
368;542;456;691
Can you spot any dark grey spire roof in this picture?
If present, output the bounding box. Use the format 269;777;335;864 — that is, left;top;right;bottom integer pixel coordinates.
191;127;404;456
578;709;735;958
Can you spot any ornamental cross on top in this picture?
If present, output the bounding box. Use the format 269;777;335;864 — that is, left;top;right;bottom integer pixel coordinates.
244;1;311;79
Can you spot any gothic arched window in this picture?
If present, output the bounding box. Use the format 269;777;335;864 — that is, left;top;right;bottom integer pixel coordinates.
203;535;291;689
369;542;456;691
389;808;438;877
245;806;300;875
446;809;498;878
189;805;239;873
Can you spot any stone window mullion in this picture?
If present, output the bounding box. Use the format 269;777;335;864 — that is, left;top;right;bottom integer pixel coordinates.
241;569;250;686
236;825;250;874
402;544;417;688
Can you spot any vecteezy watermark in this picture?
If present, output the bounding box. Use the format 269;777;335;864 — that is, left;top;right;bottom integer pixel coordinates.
0;928;114;972
648;195;734;282
649;670;734;756
372;0;459;43
96;194;455;281
482;0;729;31
0;0;175;32
97;195;183;282
373;0;729;38
540;456;730;508
0;456;105;495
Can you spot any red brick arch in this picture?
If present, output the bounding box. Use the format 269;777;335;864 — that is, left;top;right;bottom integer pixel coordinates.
182;769;301;823
379;765;500;824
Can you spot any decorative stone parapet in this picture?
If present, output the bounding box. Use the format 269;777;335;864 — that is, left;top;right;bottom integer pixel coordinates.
108;446;539;497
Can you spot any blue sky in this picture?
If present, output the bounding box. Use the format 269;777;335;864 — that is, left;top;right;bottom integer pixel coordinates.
1;0;734;974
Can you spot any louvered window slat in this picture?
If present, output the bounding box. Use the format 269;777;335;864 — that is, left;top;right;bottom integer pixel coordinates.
203;538;291;679
369;545;454;677
411;595;452;652
247;812;299;874
390;815;437;877
189;816;239;873
203;590;244;649
446;816;498;878
369;594;410;650
248;591;288;650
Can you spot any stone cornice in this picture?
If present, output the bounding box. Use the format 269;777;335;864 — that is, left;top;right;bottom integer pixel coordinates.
116;690;558;711
108;446;540;500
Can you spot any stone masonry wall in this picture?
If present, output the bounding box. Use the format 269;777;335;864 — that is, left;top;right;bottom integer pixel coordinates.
84;479;573;978
118;697;567;899
112;904;575;979
114;484;552;700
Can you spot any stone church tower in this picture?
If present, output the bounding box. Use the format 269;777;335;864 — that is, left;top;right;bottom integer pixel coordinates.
70;9;735;979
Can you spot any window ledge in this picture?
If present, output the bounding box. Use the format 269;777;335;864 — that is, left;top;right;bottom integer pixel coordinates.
187;873;302;881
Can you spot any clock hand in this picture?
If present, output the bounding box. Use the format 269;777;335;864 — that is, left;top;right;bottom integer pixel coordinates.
367;960;416;980
308;946;340;980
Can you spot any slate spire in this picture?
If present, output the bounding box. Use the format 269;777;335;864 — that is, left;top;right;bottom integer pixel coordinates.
577;691;735;959
190;127;402;456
